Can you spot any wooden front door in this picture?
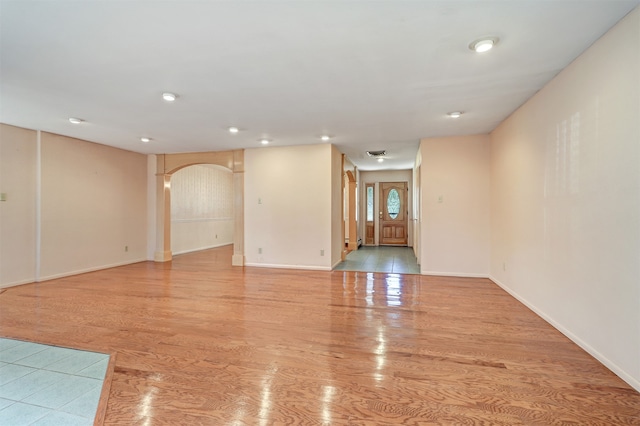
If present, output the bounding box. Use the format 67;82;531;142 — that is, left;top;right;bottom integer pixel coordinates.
379;182;407;245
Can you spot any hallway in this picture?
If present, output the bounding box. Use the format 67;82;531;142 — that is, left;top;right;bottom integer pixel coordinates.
334;246;420;274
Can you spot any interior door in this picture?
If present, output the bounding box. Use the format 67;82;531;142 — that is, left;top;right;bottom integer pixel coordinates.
379;182;407;245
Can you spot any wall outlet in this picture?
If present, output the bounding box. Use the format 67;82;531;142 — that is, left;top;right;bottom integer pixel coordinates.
0;193;6;202
215;234;218;239
438;195;443;203
320;249;324;256
258;247;262;254
125;245;129;252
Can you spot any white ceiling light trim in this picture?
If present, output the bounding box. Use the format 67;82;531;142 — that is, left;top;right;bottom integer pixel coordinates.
260;138;270;145
447;111;463;118
162;92;177;102
321;135;331;142
141;137;151;143
469;37;499;53
228;127;239;134
68;117;84;124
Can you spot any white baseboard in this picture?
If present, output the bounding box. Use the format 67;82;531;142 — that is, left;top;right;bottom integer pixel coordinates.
489;274;640;393
37;258;147;283
173;242;233;256
244;262;331;271
0;278;37;289
421;270;490;278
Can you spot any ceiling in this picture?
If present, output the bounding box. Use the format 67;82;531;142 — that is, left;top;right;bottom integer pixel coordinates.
1;1;638;171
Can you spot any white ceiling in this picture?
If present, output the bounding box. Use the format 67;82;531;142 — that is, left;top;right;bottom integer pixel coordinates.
1;1;638;170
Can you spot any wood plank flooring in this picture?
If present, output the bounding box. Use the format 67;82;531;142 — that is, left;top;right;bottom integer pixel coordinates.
0;246;638;425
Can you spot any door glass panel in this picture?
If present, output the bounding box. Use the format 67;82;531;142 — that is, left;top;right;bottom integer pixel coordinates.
387;189;400;219
366;186;374;221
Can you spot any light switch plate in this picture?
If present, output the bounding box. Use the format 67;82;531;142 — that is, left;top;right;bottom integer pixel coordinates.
0;193;6;202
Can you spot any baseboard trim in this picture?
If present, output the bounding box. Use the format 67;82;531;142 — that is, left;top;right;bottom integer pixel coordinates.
0;278;37;289
37;259;147;283
173;242;233;256
244;262;332;271
489;274;640;393
421;271;490;278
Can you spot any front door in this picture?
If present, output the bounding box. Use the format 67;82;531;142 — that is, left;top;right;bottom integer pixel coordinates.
379;182;407;245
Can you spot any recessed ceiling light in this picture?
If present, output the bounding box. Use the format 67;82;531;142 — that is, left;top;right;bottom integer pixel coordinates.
321;135;331;142
469;37;498;53
377;158;384;163
447;111;463;118
141;137;151;143
68;117;84;124
229;127;239;134
260;139;270;145
162;92;177;102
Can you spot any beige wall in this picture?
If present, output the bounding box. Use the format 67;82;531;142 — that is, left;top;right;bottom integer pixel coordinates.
171;164;234;255
0;124;37;287
419;135;491;276
39;132;148;280
490;7;640;390
244;144;334;270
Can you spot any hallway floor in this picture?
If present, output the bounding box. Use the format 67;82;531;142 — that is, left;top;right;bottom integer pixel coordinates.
333;245;420;274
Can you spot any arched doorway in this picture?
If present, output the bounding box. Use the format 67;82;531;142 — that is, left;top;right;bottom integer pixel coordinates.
153;150;244;266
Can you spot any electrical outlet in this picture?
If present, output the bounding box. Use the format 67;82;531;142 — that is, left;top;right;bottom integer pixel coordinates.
258;248;262;254
215;234;218;239
125;246;129;252
0;193;6;202
320;249;324;256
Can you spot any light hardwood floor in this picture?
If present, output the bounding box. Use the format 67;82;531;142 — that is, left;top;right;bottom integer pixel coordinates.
1;246;638;425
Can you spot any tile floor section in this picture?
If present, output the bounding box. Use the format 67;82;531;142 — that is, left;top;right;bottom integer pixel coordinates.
334;246;420;274
0;338;108;425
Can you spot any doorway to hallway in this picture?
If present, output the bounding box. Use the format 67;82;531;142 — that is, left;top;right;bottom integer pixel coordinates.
333;246;419;274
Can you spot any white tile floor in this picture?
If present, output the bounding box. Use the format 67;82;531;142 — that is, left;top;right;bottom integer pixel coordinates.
334;246;420;274
0;338;108;425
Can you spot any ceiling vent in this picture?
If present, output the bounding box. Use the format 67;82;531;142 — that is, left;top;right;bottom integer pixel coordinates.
366;150;386;157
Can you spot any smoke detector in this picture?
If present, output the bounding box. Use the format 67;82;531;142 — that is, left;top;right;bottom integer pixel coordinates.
366;150;386;157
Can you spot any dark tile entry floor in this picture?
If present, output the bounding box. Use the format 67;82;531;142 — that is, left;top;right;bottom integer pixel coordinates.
334;246;420;274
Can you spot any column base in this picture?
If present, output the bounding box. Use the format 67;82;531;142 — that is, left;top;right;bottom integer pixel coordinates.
154;251;172;262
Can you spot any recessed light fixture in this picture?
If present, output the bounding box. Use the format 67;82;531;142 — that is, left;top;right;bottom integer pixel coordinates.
260;138;270;145
377;158;384;163
229;127;239;134
68;117;84;124
447;111;463;118
141;137;151;143
162;92;177;102
321;135;331;142
469;37;498;53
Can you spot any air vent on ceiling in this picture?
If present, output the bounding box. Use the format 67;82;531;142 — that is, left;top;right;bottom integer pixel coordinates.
366;150;386;157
